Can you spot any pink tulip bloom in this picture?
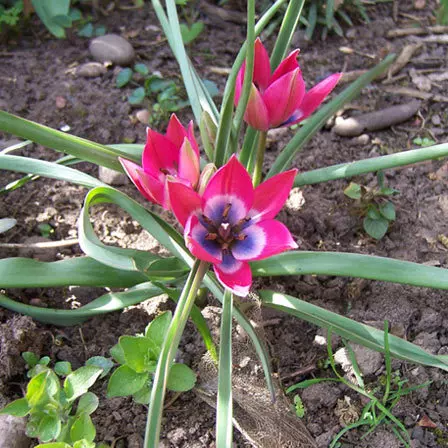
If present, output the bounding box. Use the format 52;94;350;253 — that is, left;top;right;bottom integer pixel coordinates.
119;114;200;209
235;38;342;131
168;155;298;297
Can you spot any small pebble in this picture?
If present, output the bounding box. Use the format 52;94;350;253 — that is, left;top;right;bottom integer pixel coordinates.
98;166;129;186
431;114;441;126
76;62;107;78
0;415;29;448
89;34;135;66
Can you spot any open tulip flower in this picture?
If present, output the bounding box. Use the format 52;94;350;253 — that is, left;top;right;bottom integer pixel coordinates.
119;114;200;209
168;155;298;296
235;38;342;131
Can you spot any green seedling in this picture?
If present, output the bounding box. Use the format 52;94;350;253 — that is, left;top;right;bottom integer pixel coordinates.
344;171;399;240
180;21;204;44
107;311;197;403
413;136;437;148
293;394;305;418
437;0;448;25
287;325;431;448
0;0;23;32
0;352;112;446
38;222;55;238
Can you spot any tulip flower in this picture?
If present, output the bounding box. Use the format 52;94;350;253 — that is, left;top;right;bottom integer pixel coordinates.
119;114;200;209
235;38;342;131
167;155;298;296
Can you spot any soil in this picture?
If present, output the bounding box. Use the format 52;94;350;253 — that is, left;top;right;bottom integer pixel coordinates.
1;0;448;447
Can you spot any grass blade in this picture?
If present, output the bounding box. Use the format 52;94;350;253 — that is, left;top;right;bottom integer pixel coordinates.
259;290;448;371
252;251;448;290
216;290;234;447
266;54;396;178
294;142;448;186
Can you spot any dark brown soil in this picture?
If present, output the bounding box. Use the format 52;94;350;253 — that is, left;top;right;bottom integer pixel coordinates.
1;1;448;447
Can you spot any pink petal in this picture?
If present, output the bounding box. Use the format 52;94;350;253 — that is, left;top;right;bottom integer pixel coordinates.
270;49;300;84
253;38;271;91
166;114;188;149
119;157;160;204
234;62;245;105
139;169;167;207
263;68;305;128
250;169;297;222
244;84;270;131
168;180;201;227
214;255;252;297
288;73;343;125
237;220;297;261
142;128;179;176
202;155;254;222
185;215;222;264
178;138;200;188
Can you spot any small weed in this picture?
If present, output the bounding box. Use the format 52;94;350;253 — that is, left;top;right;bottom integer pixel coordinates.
344;171;399;240
413;136;437;148
287;324;432;448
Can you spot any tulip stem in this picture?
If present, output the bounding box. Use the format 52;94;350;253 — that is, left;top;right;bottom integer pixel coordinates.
252;131;267;186
144;259;209;447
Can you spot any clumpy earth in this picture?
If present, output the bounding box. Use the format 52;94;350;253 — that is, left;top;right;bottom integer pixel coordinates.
1;0;448;447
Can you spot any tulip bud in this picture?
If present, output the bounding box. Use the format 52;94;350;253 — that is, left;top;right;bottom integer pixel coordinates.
199;111;217;161
197;163;217;195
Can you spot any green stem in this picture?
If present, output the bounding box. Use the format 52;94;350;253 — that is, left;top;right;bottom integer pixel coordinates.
216;290;234;447
239;127;259;168
294;142;448;186
251;132;267;186
144;260;209;447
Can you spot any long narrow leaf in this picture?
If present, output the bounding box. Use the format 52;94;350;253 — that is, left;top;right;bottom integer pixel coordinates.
266;54;396;178
294;142;448;186
216;290;234;447
252;251;448;290
0;257;148;288
0;111;139;170
260;290;448;371
0;155;104;189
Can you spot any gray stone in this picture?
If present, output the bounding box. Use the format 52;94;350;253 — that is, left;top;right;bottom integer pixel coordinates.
301;382;340;412
351;344;383;376
0;415;29;448
127;433;143;448
89;34;135;66
315;430;335;448
98;166;129;186
76;62;107;78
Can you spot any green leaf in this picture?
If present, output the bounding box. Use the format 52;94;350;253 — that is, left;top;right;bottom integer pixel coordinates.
344;182;362;200
110;343;126;365
77;23;94;38
85;356;114;378
69;8;82;21
0;398;30;417
180;21;204;44
73;440;96;448
119;336;158;373
167;363;196;392
128;87;146;105
70;413;96;443
145;311;172;352
64;366;103;402
132;383;151;404
293;394;305;418
22;351;40;368
260;290;448;371
76;392;99;416
366;206;382;220
39;356;51;366
38;415;62;442
26;370;59;407
134;63;149;76
54;361;72;377
379;201;396;221
95;25;106;36
116;68;133;88
251;251;448;290
107;365;148;397
35;443;71;448
31;0;71;38
363;216;389;239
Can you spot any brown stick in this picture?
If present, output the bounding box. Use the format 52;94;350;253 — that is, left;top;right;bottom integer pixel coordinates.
387;25;448;38
332;100;421;137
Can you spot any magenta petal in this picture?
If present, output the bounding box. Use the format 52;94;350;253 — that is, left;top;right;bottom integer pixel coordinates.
178;138;200;188
185;215;222;264
168;180;201;227
289;73;343;124
203;155;254;219
138;169;167;207
142;128;178;176
243;220;298;261
166;114;188;149
251;169;297;222
270;49;300;84
244;84;270;131
263;69;305;128
119;157;159;204
214;255;252;297
234;62;245;105
253;38;271;92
